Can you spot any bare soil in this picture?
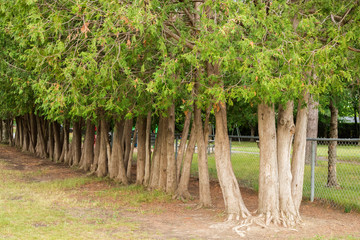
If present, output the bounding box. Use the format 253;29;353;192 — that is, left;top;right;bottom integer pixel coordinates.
1;144;359;239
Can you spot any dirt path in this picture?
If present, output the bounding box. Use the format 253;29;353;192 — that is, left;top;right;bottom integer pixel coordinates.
1;144;360;239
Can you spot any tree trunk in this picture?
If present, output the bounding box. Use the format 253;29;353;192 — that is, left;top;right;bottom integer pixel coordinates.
158;115;168;190
327;100;339;187
28;113;37;153
213;101;250;220
7;119;14;146
257;103;279;225
110;120;128;184
291;95;309;211
96;112;109;177
176;110;192;182
144;111;152;186
14;117;20;147
277;102;299;226
209;63;250;220
305;96;318;164
203;106;211;153
59;120;70;163
194;103;211;206
35;116;48;158
80;119;95;171
166;104;177;193
48;121;54;160
18;118;24;147
0;120;2;143
91;121;101;173
53;121;62;162
136;116;147;185
149;118;162;189
250;125;255;142
109;120;124;178
174;121;196;200
122;119;133;170
71;120;82;166
21;116;29;152
126;125;137;180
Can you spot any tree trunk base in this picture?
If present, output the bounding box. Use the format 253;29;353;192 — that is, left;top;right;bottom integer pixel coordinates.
173;190;192;201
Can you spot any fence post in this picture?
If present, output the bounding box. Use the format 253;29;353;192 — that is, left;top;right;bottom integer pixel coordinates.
175;135;179;160
310;140;316;202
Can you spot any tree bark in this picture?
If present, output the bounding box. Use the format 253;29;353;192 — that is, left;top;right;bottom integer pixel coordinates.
258;103;279;225
14;117;20;147
149;117;162;189
136;116;147;185
18;118;24;147
35;116;48;158
96;112;109;177
109;120;124;178
111;120;128;184
250;125;255;142
277;102;299;226
176;110;192;182
166;104;177;193
291;95;309;211
209;63;250;220
91;121;101;173
305;96;319;164
122;119;133;170
52;121;62;162
27;113;37;152
158;114;168;190
0;120;2;143
48;121;54;160
21;116;29;152
80;119;95;171
70;120;82;166
59;120;70;163
203;106;211;154
126;124;137;180
215;101;251;220
194;103;212;206
327;100;339;187
144;111;152;186
174;121;196;200
7;119;14;146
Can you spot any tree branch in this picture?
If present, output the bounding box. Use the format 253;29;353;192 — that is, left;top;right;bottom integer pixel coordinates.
163;26;195;50
183;7;196;27
348;46;360;53
2;60;28;72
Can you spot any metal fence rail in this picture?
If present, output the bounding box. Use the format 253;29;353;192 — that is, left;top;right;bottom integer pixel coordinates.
184;135;360;212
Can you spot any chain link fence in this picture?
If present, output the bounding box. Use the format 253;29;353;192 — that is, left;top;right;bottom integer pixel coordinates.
186;136;360;212
303;139;360;212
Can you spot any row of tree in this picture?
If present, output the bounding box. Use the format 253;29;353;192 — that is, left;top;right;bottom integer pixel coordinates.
1;0;359;227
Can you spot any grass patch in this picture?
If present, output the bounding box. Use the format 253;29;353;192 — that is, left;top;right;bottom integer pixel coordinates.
91;184;172;207
190;141;360;212
0;158;162;239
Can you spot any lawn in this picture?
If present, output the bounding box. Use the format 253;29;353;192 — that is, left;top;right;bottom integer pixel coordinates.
190;141;360;212
0;160;169;240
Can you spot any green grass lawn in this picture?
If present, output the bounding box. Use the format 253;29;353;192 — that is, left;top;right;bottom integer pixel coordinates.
0;160;169;240
191;141;360;212
316;143;360;162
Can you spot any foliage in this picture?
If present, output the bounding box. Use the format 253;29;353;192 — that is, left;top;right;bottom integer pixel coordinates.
1;0;359;123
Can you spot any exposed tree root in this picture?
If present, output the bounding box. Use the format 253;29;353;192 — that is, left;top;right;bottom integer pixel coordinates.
230;213;301;237
194;202;213;210
279;210;302;227
210;211;302;238
173;190;192;201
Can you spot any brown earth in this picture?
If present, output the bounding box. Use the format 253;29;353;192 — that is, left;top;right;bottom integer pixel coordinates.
0;144;359;239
